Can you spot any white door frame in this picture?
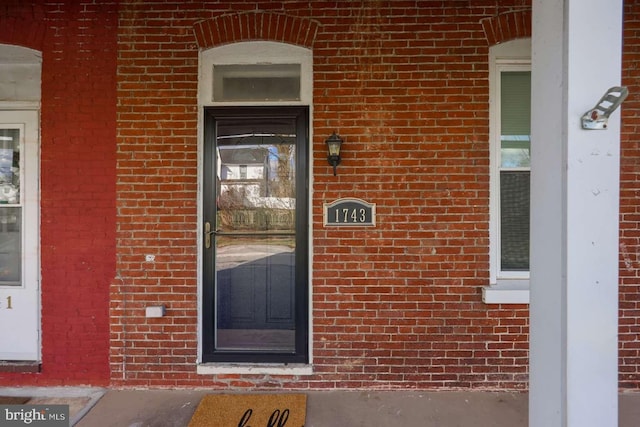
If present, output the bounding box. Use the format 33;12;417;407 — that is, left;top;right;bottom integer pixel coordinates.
0;109;40;361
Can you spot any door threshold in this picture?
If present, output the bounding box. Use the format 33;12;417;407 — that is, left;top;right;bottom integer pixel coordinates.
0;361;41;373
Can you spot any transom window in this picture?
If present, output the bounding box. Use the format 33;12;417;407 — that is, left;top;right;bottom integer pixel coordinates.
212;64;301;102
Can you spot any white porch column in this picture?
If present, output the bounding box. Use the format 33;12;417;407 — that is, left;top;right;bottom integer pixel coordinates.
529;0;624;426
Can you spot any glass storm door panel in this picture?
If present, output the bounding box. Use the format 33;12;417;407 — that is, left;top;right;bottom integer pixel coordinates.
203;107;308;363
0;110;40;361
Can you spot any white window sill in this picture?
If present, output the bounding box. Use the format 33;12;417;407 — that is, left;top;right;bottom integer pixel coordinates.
197;363;313;376
482;280;530;304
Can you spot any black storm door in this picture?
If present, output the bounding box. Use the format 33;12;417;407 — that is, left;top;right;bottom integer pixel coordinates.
203;107;308;363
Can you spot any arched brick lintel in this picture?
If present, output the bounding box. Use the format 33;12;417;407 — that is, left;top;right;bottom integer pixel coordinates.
193;12;319;49
481;10;531;46
0;17;46;51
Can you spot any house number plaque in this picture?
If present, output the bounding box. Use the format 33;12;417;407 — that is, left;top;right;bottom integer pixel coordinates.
324;198;376;227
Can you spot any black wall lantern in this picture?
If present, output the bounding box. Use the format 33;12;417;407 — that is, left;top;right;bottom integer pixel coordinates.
325;132;343;176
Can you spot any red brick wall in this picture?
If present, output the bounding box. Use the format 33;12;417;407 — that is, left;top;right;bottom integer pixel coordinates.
620;0;640;390
111;1;202;386
310;4;526;389
111;1;526;390
2;0;637;391
112;0;640;390
0;1;117;386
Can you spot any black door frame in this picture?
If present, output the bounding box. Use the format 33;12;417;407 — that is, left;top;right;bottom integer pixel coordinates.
202;106;309;363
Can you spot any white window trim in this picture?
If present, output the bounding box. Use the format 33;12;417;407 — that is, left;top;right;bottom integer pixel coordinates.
196;41;314;371
484;39;531;304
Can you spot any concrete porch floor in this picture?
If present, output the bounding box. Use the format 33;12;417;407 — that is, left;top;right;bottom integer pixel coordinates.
2;387;639;426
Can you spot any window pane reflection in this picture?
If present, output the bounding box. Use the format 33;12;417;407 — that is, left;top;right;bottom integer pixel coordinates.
0;128;21;286
0;129;20;204
0;207;21;285
214;116;297;353
216;119;296;234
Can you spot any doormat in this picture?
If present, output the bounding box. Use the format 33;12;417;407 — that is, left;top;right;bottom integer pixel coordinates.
189;393;306;427
0;396;30;404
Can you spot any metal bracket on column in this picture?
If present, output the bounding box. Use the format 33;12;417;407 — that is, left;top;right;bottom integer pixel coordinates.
581;86;629;130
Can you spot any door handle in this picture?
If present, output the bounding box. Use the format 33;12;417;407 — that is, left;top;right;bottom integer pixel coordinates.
204;221;213;249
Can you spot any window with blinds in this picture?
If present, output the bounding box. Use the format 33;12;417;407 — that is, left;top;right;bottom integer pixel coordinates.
499;70;531;272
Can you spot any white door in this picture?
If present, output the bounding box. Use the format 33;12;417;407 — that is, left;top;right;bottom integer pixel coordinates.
0;110;39;361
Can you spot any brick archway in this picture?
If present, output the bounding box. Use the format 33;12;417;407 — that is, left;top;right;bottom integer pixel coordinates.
481;10;531;46
0;17;45;51
193;11;319;49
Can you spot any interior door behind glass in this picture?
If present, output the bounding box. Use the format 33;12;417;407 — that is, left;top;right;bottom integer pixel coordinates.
214;116;297;352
